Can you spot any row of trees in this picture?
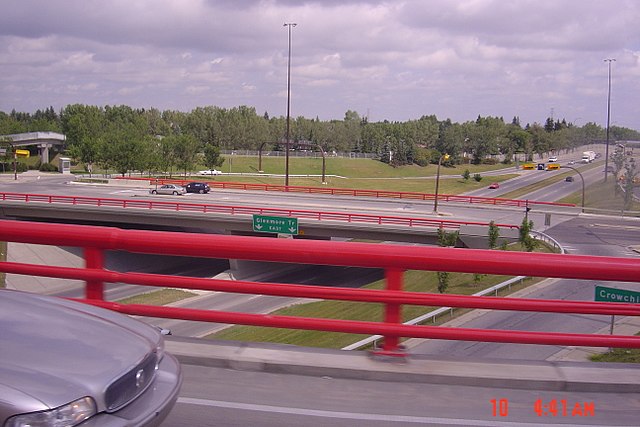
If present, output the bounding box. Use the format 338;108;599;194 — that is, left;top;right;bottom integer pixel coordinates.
1;105;639;175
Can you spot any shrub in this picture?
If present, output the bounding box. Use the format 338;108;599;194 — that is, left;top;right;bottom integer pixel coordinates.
473;173;483;182
39;162;58;172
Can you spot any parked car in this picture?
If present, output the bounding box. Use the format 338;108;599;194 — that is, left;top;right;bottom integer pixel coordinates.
198;169;222;176
0;289;182;427
488;182;500;189
150;184;186;195
185;182;210;194
565;176;574;182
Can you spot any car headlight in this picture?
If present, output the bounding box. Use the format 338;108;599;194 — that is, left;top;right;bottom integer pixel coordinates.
6;396;96;427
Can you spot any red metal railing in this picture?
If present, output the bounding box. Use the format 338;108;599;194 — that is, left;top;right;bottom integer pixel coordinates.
117;177;576;208
1;219;638;356
0;192;519;231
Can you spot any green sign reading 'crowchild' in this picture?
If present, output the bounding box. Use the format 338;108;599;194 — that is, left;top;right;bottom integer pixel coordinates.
595;285;640;304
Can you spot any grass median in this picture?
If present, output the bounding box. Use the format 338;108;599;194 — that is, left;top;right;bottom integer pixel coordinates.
116;288;198;305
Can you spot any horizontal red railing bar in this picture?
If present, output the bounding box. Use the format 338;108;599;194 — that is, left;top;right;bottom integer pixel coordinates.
121;177;575;208
2;261;638;317
0;220;636;282
2;218;639;350
0;192;519;230
79;299;640;348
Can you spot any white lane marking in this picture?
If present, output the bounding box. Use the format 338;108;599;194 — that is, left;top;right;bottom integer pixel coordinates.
109;190;140;194
177;397;608;426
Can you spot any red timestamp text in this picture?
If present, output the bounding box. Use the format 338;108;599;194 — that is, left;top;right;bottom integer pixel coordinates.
490;398;595;418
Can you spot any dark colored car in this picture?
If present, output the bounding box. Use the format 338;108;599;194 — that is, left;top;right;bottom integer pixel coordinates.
565;176;574;182
0;289;182;427
184;182;210;194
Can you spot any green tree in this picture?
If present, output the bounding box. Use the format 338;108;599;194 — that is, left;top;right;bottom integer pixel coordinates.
156;136;177;177
488;220;500;249
203;144;225;170
61;104;106;175
436;228;459;293
519;217;537;252
172;134;200;176
622;158;638;210
611;146;626;177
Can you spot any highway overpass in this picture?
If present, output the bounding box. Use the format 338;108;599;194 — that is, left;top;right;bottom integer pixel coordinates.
0;131;66;163
1;218;640;426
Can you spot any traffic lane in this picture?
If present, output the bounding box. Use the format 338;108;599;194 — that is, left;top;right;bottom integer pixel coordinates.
463;170;539;198
142;264;384;338
0;172;574;231
162;363;640;426
143;293;300;338
546;217;640;257
408;278;614;361
519;165;604;203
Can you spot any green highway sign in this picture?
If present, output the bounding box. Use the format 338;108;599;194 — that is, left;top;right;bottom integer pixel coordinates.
252;214;298;235
595;285;640;304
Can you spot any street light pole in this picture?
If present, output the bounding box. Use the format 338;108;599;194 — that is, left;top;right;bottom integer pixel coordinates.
604;58;615;182
432;153;449;214
283;22;297;187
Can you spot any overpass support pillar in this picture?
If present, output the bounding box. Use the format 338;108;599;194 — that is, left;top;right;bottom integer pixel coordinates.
38;143;51;163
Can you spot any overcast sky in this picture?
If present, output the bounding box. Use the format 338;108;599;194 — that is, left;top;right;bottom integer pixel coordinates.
1;0;639;130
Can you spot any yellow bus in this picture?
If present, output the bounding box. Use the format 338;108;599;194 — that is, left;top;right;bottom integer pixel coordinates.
15;149;30;158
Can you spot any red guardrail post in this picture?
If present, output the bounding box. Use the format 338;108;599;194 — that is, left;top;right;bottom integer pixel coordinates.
376;268;405;357
84;247;105;300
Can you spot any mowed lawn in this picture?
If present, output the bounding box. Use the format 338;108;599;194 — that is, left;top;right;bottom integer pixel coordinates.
200;155;520;194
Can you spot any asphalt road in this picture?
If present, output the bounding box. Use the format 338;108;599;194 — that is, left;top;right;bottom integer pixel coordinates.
407;215;640;360
162;363;640;426
3;166;640;426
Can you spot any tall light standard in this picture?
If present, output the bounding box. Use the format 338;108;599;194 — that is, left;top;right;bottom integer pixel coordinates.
432;153;449;214
283;22;297;187
604;58;615;182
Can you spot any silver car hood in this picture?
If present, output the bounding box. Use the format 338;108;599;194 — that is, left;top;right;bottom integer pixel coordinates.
0;290;160;411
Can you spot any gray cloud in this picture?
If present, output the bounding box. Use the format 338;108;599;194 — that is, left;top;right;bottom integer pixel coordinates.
0;0;638;129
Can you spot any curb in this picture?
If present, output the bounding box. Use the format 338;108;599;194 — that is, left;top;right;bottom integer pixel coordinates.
166;337;640;393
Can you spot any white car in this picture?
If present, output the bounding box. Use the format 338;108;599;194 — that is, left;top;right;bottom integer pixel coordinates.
198;169;222;176
548;156;558;162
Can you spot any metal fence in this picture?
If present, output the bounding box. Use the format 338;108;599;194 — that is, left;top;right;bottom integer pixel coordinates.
1;219;639;356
